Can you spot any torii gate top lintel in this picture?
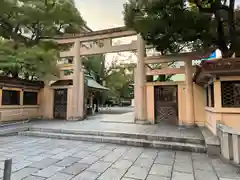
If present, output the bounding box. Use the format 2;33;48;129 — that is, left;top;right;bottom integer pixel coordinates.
53;26;137;44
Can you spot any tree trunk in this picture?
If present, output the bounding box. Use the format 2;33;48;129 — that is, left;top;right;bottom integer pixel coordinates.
11;72;18;78
215;11;229;57
24;73;29;80
146;75;153;82
228;0;236;57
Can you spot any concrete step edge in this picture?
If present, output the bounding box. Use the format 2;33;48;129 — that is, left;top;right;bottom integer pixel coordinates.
19;131;206;153
0;126;29;136
28;127;205;145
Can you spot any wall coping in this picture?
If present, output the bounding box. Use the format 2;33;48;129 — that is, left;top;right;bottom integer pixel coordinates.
51;26;131;39
0;105;39;109
217;123;240;135
0;76;44;89
205;107;240;114
199;126;220;146
145;81;185;86
193;58;240;85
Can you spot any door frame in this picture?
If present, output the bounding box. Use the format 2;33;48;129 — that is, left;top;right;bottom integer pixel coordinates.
154;85;179;124
53;88;68;119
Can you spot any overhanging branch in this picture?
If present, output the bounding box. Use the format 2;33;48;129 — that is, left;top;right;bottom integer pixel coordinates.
195;0;214;13
0;18;28;44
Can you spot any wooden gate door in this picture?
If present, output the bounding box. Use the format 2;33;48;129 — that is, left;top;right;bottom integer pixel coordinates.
154;86;178;124
53;89;68;119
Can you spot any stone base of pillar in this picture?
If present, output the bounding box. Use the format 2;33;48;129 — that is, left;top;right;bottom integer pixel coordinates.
68;116;85;121
222;132;233;160
232;134;240;164
178;124;196;129
134;118;151;125
178;121;196;128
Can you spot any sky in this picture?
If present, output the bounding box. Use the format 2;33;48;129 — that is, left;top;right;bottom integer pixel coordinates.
74;0;128;30
75;0;240;30
73;0;240;66
74;0;136;65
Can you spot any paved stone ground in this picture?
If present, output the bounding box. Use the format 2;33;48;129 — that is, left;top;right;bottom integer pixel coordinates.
87;107;134;123
97;112;134;124
0;136;239;180
29;113;203;140
98;107;134;115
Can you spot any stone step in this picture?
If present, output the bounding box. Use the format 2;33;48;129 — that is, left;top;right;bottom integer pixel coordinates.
0;120;29;128
198;126;220;156
0;126;28;136
19;131;206;153
29;127;205;145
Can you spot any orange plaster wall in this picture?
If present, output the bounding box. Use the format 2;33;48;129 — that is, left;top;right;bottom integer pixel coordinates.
205;109;220;135
146;85;155;124
177;84;186;125
0;106;40;122
39;86;74;120
221;113;240;131
145;82;207;127
205;107;240;134
67;87;73;120
193;84;206;126
203;77;240;134
0;88;41;122
39;86;54;119
145;82;186;125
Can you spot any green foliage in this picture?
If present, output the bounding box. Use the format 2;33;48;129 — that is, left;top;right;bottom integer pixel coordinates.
123;0;213;55
124;0;240;57
0;40;59;80
83;54;135;101
105;63;135;99
0;0;85;44
0;0;84;80
188;0;239;57
83;55;105;82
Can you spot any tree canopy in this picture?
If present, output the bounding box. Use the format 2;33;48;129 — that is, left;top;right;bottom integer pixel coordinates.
104;62;135;99
0;39;59;80
83;55;105;84
0;0;85;80
189;0;239;57
123;0;240;57
0;0;84;45
83;54;135;100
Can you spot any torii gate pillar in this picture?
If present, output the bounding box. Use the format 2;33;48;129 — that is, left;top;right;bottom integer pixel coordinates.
134;34;147;123
72;40;84;120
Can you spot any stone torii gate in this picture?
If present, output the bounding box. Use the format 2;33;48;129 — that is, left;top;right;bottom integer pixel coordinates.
54;26;204;125
54;27;148;123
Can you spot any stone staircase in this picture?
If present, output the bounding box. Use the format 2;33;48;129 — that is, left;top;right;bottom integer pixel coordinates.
19;127;206;153
198;126;220;156
0;124;29;136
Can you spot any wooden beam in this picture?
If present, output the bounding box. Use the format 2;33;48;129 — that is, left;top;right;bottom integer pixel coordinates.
60;50;74;57
51;28;137;44
146;67;185;75
145;57;185;64
145;49;215;64
80;41;137;56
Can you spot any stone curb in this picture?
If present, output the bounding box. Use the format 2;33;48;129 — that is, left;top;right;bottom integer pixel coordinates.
0;126;29;136
29;127;205;145
19;131;206;153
